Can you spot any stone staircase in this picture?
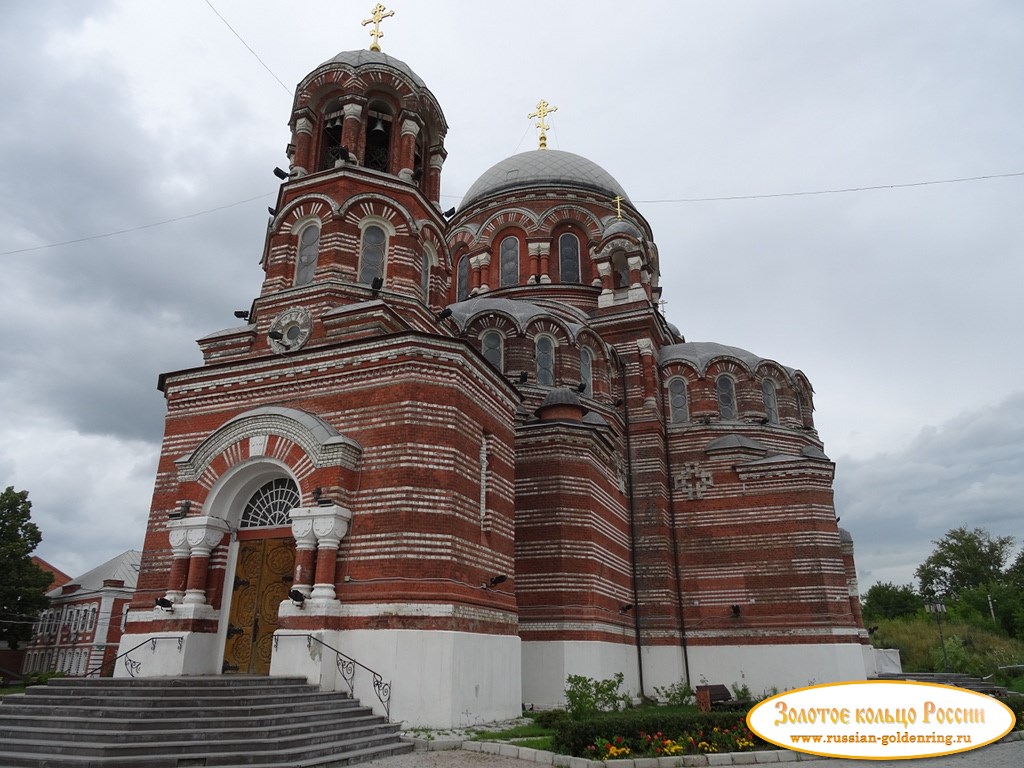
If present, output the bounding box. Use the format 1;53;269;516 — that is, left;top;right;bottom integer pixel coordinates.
873;671;1018;698
0;676;413;767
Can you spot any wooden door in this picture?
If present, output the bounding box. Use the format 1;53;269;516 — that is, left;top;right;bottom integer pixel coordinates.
223;537;294;674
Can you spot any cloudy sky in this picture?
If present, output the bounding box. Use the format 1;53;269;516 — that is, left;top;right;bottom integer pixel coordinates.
2;2;1021;589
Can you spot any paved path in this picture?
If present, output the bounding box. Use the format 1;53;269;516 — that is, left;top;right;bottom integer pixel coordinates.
374;740;1022;768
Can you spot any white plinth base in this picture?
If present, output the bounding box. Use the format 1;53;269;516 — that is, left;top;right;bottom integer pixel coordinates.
113;631;221;678
271;628;521;728
686;642;868;697
522;640;649;708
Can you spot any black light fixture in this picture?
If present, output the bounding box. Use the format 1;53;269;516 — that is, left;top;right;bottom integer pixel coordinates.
267;207;277;217
435;308;453;322
155;597;174;612
481;574;507;589
412;167;423;181
442;207;456;218
233;310;250;320
730;604;742;617
614;398;624;407
168;500;191;521
618;603;634;614
371;276;384;293
576;381;587;393
288;589;306;607
519;371;528;384
273;167;289;180
312;487;322;504
338;146;350;162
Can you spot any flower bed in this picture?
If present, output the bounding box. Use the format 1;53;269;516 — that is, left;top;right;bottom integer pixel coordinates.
553;709;769;757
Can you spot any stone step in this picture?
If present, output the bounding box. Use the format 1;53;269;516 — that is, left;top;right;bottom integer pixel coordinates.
0;740;414;768
2;699;365;722
0;706;373;732
0;676;404;768
9;689;352;709
44;675;309;688
0;723;402;758
0;714;393;744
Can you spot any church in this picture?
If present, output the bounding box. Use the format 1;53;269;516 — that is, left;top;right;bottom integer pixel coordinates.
118;8;871;727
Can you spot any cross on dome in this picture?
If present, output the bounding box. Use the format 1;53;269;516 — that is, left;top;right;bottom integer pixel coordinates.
362;3;394;52
528;99;558;150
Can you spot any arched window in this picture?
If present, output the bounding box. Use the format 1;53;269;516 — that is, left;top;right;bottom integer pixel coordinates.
420;249;432;301
240;478;300;529
535;336;555;386
716;376;737;420
364;104;392;172
612;252;629;288
456;254;469;301
481;330;503;371
559;233;580;284
762;379;779;425
318;101;346;172
669;378;689;423
296;224;319;286
580;347;593;396
358;224;387;285
499;236;519;288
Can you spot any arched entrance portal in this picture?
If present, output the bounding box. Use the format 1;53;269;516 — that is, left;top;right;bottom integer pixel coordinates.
222;478;298;674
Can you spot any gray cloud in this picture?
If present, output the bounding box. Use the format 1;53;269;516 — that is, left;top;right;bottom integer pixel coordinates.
2;1;1022;585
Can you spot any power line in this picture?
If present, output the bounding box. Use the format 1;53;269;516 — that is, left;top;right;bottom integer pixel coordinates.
0;193;273;256
4;170;1021;257
632;170;1024;204
203;0;292;96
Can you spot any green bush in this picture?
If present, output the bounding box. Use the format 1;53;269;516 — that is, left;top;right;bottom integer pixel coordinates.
653;680;695;706
564;672;631;718
551;708;762;756
533;708;569;729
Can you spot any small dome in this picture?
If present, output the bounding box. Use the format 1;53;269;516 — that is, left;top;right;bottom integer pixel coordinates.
316;50;426;88
540;388;582;409
461;150;630;210
602;219;643;241
660;341;796;377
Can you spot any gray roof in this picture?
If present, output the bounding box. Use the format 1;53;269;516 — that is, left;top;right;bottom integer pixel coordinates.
704;434;768;454
602;219;643;241
316;50;425;88
49;550;140;597
660;341;796;377
461;150;631;209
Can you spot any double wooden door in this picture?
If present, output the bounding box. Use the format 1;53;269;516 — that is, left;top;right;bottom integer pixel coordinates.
222;536;294;674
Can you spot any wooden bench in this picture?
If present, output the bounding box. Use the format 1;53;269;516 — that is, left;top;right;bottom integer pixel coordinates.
696;684;734;712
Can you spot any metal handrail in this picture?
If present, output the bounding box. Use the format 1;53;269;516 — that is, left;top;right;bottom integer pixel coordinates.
274;633;392;721
86;635;184;679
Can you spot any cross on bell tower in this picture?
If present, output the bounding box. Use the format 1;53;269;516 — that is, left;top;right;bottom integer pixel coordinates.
362;3;394;52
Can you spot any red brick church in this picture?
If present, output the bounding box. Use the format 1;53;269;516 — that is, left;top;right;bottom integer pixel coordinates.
119;11;871;726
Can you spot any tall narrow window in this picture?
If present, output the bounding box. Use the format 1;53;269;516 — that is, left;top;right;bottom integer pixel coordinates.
580;347;593;396
420;249;431;301
318;106;345;171
295;224;320;286
669;378;689;423
559;233;580;284
481;330;503;371
536;336;555;386
717;376;737;420
762;379;779;424
364;109;392;172
499;235;519;287
358;224;387;285
457;254;469;301
612;252;629;288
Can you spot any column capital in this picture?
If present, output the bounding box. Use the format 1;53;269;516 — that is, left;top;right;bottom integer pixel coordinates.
289;505;353;549
168;516;231;557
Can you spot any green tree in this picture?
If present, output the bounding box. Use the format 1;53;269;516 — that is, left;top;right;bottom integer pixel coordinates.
915;526;1014;600
0;487;52;649
862;581;923;621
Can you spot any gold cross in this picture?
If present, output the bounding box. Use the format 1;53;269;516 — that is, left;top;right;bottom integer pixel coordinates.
528;99;558;150
613;195;623;219
362;3;395;52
